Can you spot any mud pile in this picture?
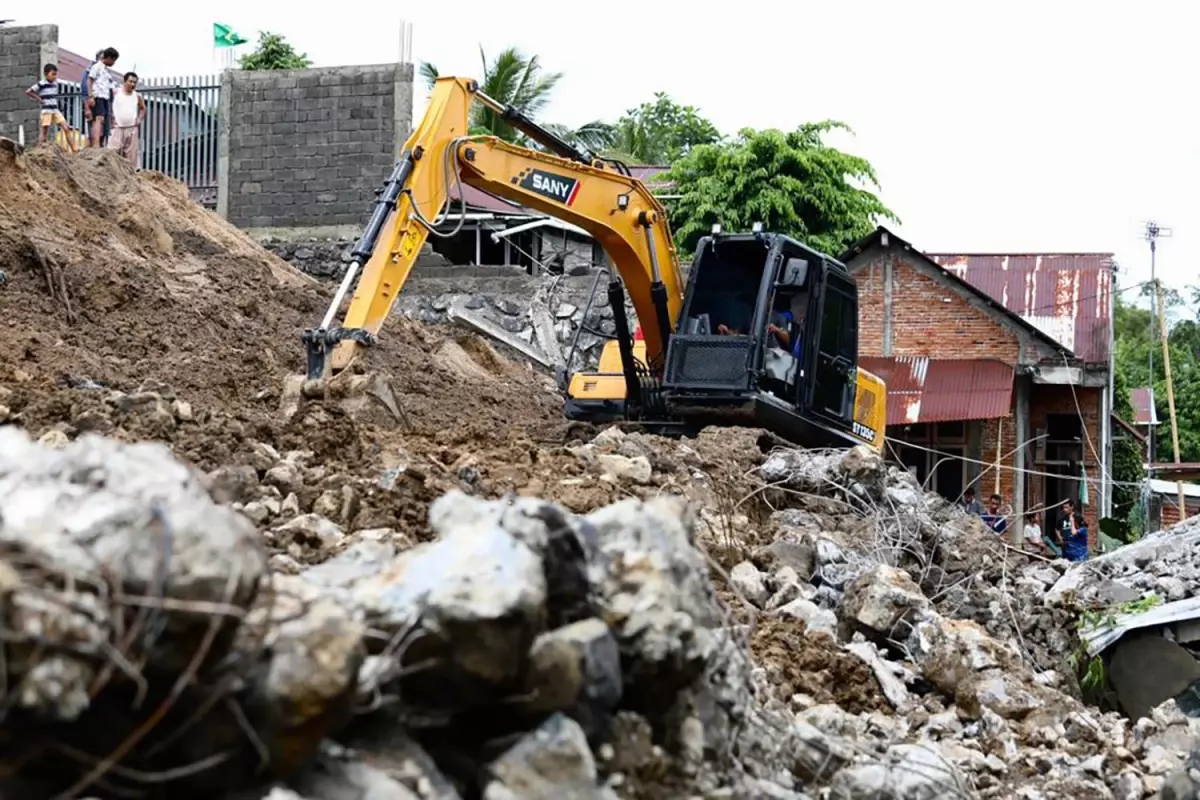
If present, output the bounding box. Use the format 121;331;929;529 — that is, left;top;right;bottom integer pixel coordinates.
0;142;563;476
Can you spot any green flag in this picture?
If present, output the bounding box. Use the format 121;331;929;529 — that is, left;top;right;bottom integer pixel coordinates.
213;23;248;48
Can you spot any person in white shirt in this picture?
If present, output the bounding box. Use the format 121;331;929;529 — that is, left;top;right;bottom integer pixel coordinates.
86;47;120;148
108;72;145;167
1022;511;1056;557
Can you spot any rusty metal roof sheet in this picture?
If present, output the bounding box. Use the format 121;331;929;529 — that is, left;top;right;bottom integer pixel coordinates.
859;357;1014;426
1132;387;1159;426
927;253;1114;365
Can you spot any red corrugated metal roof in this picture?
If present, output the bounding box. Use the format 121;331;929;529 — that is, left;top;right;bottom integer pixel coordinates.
927;253;1113;365
1132;387;1159;426
56;46;122;85
859;357;1014;426
456;184;528;214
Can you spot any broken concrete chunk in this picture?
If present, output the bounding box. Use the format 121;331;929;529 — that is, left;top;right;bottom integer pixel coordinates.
775;597;838;637
584;496;718;708
350;498;548;697
730;560;769;607
829;743;966;799
239;574;366;774
265;461;305;496
955;669;1043;721
522;617;622;732
209;463;261;504
595;453;652;485
275;513;346;551
484;713;609;800
287;754;421;800
842;563;932;637
753;536;815;578
905;615;1021;697
0;428;266;718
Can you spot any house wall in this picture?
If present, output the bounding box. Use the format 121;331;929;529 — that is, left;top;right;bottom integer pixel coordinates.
1160;495;1199;528
217;62;414;234
851;243;1060;365
0;25;59;142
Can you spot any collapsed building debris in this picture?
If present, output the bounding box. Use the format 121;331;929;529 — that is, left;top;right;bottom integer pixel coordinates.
3;144;1200;799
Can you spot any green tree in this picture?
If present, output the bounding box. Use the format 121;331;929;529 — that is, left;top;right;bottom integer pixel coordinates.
1113;285;1200;466
239;32;312;71
661;122;898;256
1111;365;1145;524
602;92;722;165
420;46;610;152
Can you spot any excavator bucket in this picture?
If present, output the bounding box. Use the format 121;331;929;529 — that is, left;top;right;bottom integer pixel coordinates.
280;365;403;425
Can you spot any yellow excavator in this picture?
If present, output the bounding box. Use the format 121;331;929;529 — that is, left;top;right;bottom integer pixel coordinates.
289;77;887;452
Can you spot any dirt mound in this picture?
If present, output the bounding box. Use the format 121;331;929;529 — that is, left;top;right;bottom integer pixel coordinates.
0;145;562;486
751;619;890;714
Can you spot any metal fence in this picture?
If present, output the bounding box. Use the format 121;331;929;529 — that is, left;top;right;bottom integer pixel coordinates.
57;74;220;207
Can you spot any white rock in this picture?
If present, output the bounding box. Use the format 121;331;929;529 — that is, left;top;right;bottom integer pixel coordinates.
595;453;652;485
775;597;838;636
274;514;346;550
729;561;769;607
830;743;964;799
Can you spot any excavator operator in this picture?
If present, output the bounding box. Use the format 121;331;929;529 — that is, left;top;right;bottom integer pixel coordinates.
767;290;808;358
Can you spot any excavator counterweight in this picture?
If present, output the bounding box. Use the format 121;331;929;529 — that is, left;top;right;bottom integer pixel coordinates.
284;76;887;454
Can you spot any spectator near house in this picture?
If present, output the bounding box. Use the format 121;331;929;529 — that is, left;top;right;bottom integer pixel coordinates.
961;488;982;516
980;493;1009;536
1055;499;1089;562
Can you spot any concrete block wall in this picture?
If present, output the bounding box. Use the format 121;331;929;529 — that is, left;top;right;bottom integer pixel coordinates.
0;25;59;142
217;62;413;233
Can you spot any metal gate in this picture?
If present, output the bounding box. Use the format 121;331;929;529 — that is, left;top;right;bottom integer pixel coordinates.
57;74;220;207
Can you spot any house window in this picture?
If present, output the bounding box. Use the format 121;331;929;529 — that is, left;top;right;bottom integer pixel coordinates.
891;422;967;502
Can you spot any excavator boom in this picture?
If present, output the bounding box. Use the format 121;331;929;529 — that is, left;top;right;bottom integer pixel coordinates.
302;77;684;381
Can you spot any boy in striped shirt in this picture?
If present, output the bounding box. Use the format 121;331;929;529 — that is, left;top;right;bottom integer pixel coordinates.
25;63;78;152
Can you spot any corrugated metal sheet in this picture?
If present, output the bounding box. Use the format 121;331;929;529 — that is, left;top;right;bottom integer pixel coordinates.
928;254;1114;365
1080;595;1200;657
859;357;1014;426
1132;387;1159;426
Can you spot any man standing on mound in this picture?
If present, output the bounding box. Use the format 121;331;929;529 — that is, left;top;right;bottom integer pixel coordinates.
86;47;120;149
108;72;145;167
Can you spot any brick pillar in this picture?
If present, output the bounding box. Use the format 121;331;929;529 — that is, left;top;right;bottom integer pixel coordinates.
0;24;59;143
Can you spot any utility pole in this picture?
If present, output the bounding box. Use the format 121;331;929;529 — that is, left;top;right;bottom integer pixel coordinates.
1155;278;1187;523
1144;222;1172;476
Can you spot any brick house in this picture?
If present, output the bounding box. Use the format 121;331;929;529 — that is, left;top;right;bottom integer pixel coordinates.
841;227;1116;540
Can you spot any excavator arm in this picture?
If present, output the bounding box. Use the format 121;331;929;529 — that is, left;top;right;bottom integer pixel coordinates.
302;77;684;382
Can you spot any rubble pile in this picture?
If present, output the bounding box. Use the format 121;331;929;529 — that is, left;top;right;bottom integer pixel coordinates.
3;143;1200;798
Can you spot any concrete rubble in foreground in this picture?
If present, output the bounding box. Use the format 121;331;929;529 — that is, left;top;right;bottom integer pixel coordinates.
2;426;1200;800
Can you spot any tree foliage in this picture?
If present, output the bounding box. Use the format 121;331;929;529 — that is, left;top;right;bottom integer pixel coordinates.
1111;365;1145;523
238;32;312;71
421;46;610;151
1113;284;1200;466
600;92;721;165
661;122;898;256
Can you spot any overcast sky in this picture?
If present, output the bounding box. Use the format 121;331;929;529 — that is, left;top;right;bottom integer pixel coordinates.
24;0;1199;302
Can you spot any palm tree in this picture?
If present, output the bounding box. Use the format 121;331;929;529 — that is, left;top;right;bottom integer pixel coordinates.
420;46;614;152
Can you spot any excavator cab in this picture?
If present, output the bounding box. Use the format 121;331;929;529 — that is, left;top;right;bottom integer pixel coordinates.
566;230;886;451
